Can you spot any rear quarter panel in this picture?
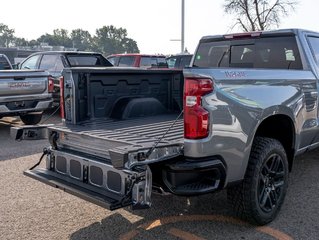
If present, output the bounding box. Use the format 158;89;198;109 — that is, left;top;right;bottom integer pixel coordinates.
183;68;317;183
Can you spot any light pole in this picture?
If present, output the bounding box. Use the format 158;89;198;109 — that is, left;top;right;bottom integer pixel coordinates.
170;0;185;53
181;0;185;53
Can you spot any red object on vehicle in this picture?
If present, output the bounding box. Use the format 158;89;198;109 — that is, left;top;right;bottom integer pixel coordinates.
59;76;65;119
224;31;261;39
184;78;213;139
48;76;54;93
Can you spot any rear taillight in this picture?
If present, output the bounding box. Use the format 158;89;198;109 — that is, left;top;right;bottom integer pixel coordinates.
48;76;54;93
59;76;65;119
184;78;213;139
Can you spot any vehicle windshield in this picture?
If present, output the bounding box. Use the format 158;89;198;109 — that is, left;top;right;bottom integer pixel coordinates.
66;54;112;67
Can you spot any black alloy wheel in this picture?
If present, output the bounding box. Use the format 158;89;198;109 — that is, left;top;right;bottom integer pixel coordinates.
258;153;285;213
227;137;289;225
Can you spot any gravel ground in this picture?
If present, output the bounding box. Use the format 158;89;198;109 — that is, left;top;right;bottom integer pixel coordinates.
1;113;319;240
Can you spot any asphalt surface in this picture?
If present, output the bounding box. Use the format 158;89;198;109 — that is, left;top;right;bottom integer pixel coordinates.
0;111;319;240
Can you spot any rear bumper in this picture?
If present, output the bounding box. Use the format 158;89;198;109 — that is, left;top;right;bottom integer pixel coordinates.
162;157;227;195
0;99;53;115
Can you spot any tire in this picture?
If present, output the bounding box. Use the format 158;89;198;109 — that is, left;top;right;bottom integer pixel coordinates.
227;137;289;225
20;113;43;125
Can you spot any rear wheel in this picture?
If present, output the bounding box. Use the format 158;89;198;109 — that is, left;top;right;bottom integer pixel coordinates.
20;113;42;125
227;137;289;225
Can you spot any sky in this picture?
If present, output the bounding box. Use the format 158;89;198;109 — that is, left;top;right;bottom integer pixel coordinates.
0;0;318;55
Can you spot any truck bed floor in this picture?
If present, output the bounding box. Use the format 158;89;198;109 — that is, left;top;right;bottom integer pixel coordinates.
50;114;184;159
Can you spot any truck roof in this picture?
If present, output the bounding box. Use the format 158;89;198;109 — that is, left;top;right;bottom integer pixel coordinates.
200;28;319;42
107;53;166;58
27;51;104;55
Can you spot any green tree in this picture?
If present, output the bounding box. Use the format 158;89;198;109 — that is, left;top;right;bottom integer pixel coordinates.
93;25;139;55
13;37;28;47
37;33;57;46
52;29;72;47
28;39;39;47
224;0;298;31
37;29;72;47
70;29;92;51
121;38;139;53
0;23;15;47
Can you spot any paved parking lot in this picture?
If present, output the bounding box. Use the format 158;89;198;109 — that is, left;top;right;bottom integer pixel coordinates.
1;111;319;240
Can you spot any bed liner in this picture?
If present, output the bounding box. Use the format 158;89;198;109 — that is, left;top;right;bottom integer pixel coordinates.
49;113;184;161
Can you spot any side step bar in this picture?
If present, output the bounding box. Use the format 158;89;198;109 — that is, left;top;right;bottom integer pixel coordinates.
24;168;132;210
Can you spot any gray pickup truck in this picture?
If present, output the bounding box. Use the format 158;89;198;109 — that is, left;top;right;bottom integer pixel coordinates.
13;28;319;225
1;70;53;124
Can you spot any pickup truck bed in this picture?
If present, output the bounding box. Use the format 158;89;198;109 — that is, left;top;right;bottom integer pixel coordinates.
50;114;183;160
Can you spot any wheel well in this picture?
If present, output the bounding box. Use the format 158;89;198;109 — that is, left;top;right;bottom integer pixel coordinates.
255;115;295;171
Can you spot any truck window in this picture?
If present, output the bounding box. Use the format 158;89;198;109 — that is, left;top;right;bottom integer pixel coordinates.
20;55;41;69
156;57;168;68
140;57;167;68
194;44;229;68
180;55;192;67
67;55;112;67
140;56;152;67
0;56;12;70
118;56;135;67
193;36;302;69
39;54;63;72
167;56;178;68
307;37;319;65
107;56;119;66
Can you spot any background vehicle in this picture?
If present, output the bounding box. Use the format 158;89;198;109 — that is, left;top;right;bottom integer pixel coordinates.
0;54;13;70
19;51;113;105
1;70;52;124
13;28;319;225
166;54;193;69
107;53;168;68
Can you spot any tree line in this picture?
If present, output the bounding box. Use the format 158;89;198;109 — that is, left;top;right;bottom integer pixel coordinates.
0;23;139;56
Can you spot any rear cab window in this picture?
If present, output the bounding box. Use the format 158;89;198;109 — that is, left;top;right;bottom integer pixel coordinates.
193;35;303;70
118;56;135;67
140;56;167;68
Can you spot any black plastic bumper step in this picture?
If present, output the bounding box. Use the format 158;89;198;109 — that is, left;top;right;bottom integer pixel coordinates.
24;168;131;210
